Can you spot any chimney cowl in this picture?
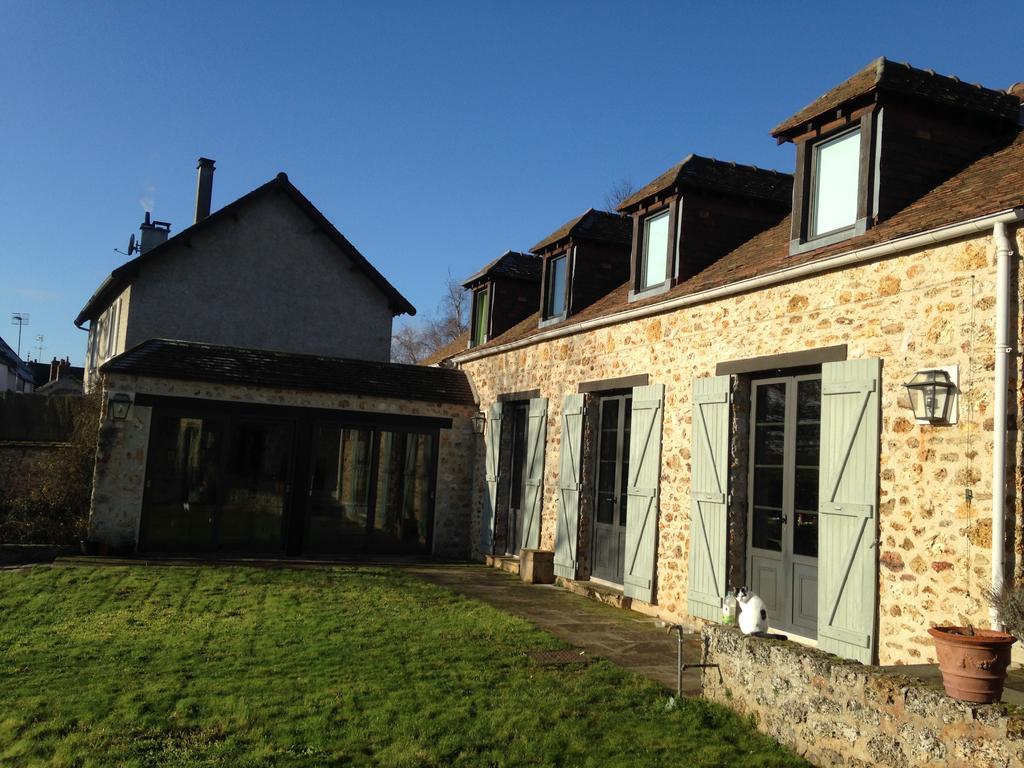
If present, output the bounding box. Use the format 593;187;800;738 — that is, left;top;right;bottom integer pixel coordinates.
139;214;171;254
194;157;216;223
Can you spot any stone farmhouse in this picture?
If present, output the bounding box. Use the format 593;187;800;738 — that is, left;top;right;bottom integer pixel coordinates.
436;58;1024;666
81;163;477;558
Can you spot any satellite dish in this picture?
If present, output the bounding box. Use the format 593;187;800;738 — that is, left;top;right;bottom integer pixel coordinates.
127;233;137;255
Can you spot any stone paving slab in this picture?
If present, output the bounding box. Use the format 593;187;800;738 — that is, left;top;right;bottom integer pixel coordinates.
405;564;703;695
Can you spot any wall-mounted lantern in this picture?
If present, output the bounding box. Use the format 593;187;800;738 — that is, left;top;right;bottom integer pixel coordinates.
904;368;957;425
109;392;132;421
470;411;486;435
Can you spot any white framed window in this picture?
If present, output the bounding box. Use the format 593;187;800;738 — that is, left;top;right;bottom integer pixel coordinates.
639;209;670;290
472;287;489;346
809;128;861;238
544;254;567;319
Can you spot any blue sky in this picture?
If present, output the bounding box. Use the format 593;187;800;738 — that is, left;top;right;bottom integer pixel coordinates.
1;1;1020;364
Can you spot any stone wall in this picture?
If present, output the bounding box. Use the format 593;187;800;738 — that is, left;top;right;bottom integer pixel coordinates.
702;624;1024;768
459;229;1024;664
90;374;478;557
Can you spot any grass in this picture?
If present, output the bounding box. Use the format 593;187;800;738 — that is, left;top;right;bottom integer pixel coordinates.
0;564;808;767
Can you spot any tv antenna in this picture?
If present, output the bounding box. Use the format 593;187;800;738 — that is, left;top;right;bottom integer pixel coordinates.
34;334;45;361
10;313;29;357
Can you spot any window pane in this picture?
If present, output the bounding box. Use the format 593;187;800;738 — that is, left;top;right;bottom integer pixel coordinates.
375;431;435;552
794;468;819;513
641;210;670;289
812;128;861;236
793;511;818;557
473;288;489;345
755;424;785;465
307;426;372;551
753;466;783;508
752;507;783;551
509;405;528;509
142;416;222;550
546;255;567;317
220;421;291;550
756;383;787;423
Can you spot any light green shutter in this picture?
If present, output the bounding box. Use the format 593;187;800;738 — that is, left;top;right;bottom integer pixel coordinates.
818;358;880;664
624;383;664;603
521;397;548;550
480;402;503;554
554;394;585;579
687;375;730;621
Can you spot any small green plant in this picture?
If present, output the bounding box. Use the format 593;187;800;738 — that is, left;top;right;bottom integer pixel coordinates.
988;581;1024;641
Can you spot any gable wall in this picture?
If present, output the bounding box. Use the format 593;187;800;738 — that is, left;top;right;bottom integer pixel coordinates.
124;192;395;362
460;228;1024;665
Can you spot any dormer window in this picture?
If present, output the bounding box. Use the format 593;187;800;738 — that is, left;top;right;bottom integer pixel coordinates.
639;209;671;290
809;127;861;238
543;252;568;320
471;286;490;347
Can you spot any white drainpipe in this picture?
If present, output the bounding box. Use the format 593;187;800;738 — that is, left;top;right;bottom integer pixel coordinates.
991;220;1015;629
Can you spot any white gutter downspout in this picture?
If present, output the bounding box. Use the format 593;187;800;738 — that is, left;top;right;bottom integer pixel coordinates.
453;208;1024;365
991;220;1015;629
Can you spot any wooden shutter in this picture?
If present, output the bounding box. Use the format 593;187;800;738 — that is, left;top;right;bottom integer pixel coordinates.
624;383;664;603
554;394;585;579
687;375;730;621
521;397;548;550
817;358;880;664
480;402;503;554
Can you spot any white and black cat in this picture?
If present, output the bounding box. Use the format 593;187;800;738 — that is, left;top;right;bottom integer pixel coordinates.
734;587;787;640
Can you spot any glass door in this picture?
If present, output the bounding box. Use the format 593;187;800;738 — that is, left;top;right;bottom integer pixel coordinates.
591;393;631;584
306;425;373;552
505;403;529;556
747;375;821;636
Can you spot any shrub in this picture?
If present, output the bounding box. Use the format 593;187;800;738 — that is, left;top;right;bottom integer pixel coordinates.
988;581;1024;642
0;392;101;544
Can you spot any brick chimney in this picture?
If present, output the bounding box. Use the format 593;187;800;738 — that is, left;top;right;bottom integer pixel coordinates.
194;157;216;223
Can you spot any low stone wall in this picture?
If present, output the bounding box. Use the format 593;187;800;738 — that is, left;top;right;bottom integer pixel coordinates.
701;624;1024;768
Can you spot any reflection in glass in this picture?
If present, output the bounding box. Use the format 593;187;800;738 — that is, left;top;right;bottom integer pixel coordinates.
307;426;372;551
142;416;222;550
220;421;291;550
755;424;785;464
753;507;783;551
375;432;435;551
753;466;783;508
756;383;787;423
793;512;819;557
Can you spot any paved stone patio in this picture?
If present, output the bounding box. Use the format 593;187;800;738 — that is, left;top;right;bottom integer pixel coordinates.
406;564;703;695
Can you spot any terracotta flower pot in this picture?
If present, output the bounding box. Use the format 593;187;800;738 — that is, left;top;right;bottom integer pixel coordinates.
928;626;1016;703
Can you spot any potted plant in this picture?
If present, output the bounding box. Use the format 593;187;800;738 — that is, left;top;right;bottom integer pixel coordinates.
928;582;1021;704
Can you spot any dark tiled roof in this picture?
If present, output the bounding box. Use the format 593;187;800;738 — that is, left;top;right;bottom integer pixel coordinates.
531;209;632;253
28;361;85;388
459;128;1024;357
76;173;416;326
419;331;470;367
617;154;792;212
102;339;476;406
772;57;1021;137
462;251;541;287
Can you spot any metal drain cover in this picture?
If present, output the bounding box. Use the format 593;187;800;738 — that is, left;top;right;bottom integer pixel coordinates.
527;648;593;666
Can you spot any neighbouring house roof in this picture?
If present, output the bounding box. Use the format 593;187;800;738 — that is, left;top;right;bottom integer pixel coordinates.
101;339;476;406
461;251;542;287
419;331;470;367
617;154;792;212
531;209;632;253
0;336;34;383
455;126;1024;359
75;173;416;327
28;361;85;388
772;57;1022;138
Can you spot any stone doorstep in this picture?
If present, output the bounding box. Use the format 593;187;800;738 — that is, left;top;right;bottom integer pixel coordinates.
556;575;632;610
484;554;520;576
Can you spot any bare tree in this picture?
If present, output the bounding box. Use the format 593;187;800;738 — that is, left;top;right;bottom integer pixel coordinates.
604;177;637;210
391;270;469;364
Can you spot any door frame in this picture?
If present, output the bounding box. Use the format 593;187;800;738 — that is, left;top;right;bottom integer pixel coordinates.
745;372;821;638
590;390;631;585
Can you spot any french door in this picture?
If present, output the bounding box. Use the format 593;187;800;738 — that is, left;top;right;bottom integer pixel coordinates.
506;403;529;556
747;374;821;636
592;393;632;584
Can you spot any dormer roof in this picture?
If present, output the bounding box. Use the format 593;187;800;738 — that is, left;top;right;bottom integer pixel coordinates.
772;57;1021;140
617;154;792;213
530;209;632;254
461;251;541;288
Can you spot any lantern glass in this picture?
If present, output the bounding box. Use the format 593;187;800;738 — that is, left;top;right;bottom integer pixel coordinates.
471;412;486;435
904;370;954;424
109;394;132;421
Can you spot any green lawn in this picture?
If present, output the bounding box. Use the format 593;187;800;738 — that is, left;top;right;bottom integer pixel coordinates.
0;565;807;767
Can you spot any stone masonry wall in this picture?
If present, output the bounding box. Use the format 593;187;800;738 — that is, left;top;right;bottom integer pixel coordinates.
702;624;1024;768
89;374;478;557
460;229;1024;665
